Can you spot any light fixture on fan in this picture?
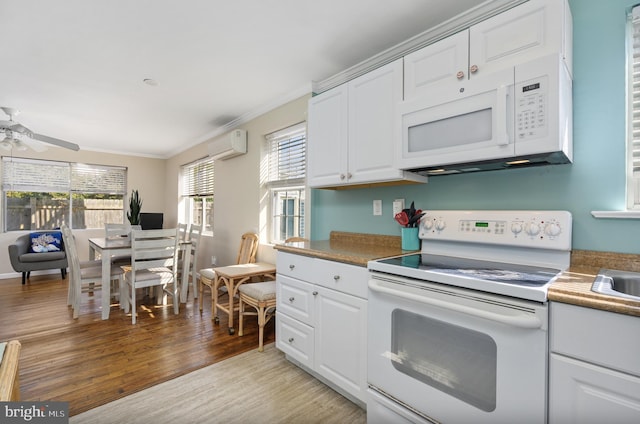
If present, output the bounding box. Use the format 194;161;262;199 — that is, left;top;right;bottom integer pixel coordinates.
0;107;80;151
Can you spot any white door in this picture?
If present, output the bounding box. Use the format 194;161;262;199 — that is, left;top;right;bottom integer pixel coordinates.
470;0;570;77
549;353;640;424
314;285;367;403
307;85;348;187
348;59;404;185
368;275;548;423
404;30;469;99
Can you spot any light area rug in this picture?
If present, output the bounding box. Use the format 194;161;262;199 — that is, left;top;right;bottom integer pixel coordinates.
70;344;366;424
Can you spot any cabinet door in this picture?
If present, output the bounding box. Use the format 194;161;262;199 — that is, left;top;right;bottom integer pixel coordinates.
314;286;368;403
276;274;315;326
276;311;314;369
470;0;569;78
307;85;349;187
549;354;640;424
347;59;404;185
403;30;468;99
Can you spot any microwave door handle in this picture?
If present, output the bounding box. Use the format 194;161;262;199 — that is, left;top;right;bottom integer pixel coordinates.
369;279;542;329
495;85;510;146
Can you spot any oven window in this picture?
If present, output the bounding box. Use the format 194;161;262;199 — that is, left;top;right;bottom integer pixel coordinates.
390;309;497;412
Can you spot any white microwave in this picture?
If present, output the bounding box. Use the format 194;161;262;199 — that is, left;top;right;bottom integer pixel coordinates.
396;54;572;175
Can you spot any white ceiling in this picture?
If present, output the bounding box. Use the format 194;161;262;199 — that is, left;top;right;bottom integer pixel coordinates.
0;0;491;158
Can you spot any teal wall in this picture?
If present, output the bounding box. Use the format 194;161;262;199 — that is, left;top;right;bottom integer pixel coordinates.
310;0;640;254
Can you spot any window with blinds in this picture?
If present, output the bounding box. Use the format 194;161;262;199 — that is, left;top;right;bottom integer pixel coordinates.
2;157;126;231
628;6;640;208
180;157;214;233
265;122;306;243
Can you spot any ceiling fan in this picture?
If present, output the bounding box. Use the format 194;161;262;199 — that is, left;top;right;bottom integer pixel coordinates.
0;107;80;152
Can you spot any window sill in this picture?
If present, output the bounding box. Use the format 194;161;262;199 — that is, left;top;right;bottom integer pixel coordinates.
591;210;640;219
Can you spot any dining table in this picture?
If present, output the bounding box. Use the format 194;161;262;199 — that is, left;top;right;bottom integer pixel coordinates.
89;236;192;319
211;262;276;334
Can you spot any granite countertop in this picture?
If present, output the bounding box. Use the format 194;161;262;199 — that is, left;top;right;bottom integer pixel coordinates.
274;231;414;267
275;234;640;317
549;250;640;317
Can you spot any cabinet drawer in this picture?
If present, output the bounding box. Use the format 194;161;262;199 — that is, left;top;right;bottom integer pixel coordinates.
314;258;368;299
276;252;316;283
277;274;315;326
550;302;640;376
276;311;314;369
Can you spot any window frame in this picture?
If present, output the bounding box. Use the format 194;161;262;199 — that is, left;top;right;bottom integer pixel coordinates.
1;157;127;231
264;122;307;244
628;5;640;209
180;156;214;235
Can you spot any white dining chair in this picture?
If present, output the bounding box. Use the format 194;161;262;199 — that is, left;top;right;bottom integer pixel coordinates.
123;228;180;324
61;225;125;319
185;224;202;299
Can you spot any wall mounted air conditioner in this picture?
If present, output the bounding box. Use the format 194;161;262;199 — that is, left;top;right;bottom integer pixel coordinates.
208;129;247;160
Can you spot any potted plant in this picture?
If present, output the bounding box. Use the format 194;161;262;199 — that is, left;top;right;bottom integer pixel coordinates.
127;189;143;225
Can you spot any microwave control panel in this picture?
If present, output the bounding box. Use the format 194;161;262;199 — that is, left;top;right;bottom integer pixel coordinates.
515;75;549;141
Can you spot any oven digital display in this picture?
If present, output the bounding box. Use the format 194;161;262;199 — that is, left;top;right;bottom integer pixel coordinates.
475;222;489;228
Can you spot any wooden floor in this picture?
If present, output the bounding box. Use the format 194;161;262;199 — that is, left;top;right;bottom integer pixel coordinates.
0;273;274;416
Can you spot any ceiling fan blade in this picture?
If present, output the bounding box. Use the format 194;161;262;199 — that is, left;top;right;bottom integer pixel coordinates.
31;133;80;151
9;123;32;134
19;138;48;152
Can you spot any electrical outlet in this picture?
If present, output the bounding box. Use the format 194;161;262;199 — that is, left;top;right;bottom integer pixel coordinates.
393;199;405;215
373;199;382;216
211;256;217;266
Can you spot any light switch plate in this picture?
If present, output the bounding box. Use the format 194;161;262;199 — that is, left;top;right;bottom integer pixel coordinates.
373;199;382;216
393;199;405;216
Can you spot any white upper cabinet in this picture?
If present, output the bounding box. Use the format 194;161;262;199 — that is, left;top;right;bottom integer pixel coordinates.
307;59;427;188
404;0;572;99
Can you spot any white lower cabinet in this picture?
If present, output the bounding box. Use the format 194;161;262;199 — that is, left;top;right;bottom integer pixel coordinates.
549;302;640;423
275;252;368;404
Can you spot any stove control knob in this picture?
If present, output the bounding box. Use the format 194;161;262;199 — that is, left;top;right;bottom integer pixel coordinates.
435;220;446;231
423;219;434;230
511;222;523;235
525;221;541;236
544;222;561;237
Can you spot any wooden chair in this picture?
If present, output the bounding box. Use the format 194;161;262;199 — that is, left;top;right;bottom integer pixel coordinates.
123;228;179;324
0;340;21;401
61;225;125;319
285;237;308;243
186;224;202;299
198;232;259;315
106;223;141;266
238;280;276;352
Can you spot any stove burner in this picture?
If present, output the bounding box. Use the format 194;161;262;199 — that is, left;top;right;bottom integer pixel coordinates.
379;254;560;286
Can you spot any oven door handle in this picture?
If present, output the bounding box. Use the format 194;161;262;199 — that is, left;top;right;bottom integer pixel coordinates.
369;279;542;329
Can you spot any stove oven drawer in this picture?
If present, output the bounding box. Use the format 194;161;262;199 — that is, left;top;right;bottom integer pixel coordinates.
276;311;314;368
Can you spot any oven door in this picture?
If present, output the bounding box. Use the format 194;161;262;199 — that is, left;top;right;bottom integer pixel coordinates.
396;68;514;171
367;273;548;424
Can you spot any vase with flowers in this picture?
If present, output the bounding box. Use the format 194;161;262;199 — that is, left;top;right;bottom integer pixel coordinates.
394;201;425;250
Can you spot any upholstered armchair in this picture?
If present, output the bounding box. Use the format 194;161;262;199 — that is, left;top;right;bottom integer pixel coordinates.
8;231;68;284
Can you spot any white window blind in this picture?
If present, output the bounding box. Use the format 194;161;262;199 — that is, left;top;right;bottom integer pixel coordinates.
265;122;306;185
629;6;640;208
72;163;126;194
182;157;214;197
2;157;70;192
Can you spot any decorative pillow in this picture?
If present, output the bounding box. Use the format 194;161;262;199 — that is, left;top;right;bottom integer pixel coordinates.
29;231;63;253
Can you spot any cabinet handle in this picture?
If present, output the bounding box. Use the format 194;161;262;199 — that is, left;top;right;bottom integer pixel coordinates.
312;291;318;296
333;275;340;281
470;64;478;74
288;337;294;343
289;296;295;302
456;71;464;79
346;172;352;179
340;174;346;180
289;264;295;270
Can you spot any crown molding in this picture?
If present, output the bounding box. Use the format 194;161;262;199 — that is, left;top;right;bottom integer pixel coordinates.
312;0;527;94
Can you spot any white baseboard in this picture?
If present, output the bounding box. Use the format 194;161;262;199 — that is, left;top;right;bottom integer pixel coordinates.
0;269;64;281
